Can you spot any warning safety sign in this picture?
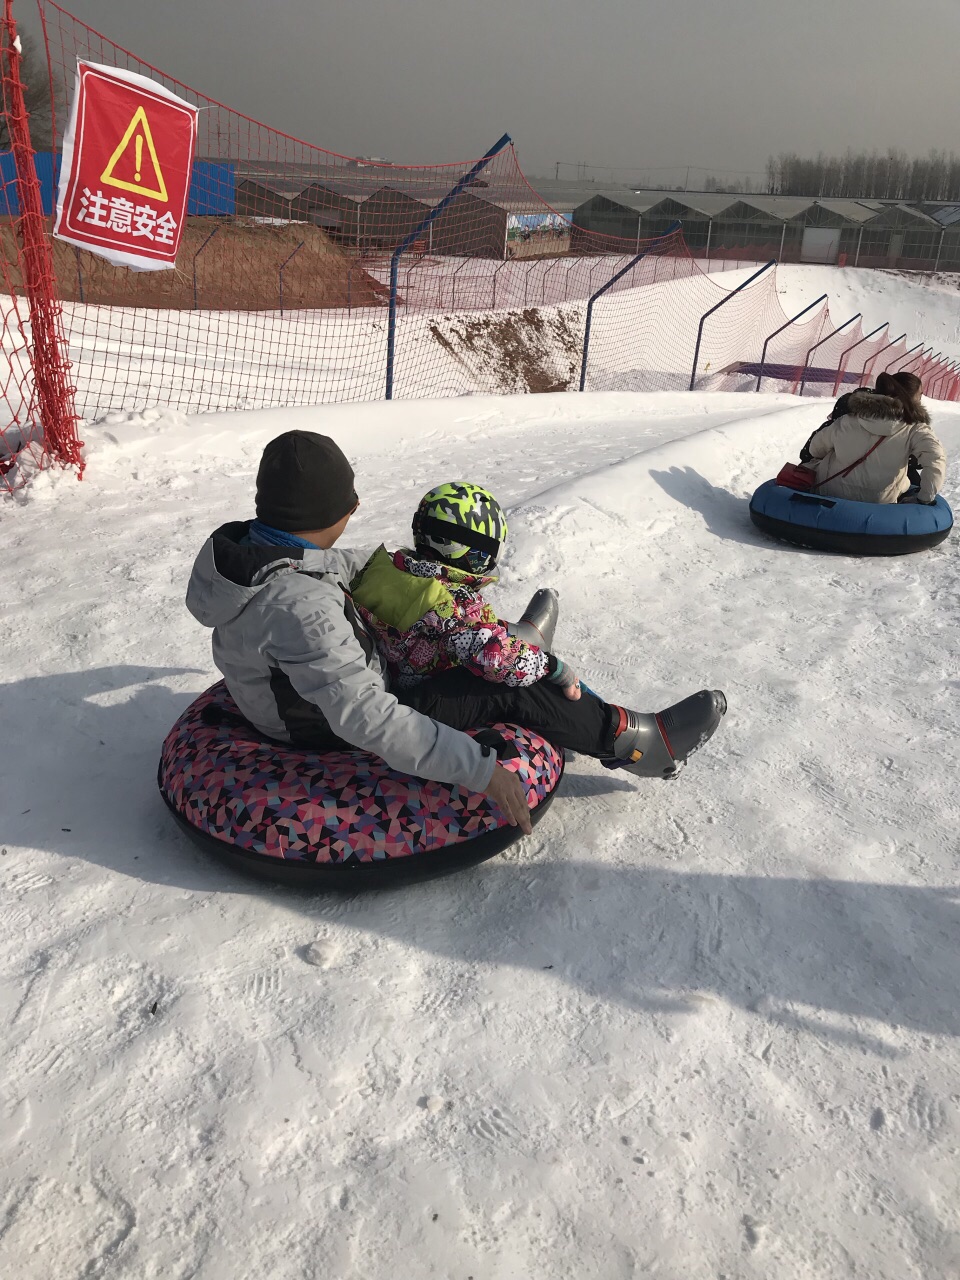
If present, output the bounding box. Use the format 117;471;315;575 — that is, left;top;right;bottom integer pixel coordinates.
54;62;198;271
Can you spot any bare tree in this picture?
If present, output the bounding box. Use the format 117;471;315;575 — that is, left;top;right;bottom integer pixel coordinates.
765;148;960;202
0;27;58;152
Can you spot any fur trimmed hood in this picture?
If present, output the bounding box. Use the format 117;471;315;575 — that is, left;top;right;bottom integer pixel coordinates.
806;388;946;504
846;390;931;429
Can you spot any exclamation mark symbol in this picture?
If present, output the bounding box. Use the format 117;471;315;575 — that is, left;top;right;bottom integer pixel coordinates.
134;135;143;183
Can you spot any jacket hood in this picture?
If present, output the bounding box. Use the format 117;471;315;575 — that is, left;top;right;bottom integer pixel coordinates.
185;520;348;628
847;390;931;434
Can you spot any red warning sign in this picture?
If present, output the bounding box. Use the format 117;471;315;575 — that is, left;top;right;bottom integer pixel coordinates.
54;62;198;271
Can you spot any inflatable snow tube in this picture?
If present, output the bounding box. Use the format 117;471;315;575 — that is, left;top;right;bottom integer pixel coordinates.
158;682;564;889
749;480;954;556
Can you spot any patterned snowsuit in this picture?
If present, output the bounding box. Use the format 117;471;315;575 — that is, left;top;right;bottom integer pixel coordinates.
351;547;550;691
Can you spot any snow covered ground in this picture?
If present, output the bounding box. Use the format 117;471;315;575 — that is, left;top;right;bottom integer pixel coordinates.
3;389;959;1278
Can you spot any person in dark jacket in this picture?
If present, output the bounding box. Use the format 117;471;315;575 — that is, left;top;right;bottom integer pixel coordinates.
185;432;728;833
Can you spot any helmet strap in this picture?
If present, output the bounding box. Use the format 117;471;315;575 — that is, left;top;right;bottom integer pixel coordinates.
416;515;501;564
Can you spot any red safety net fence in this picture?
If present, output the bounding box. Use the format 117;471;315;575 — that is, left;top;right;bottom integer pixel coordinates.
1;0;957;494
31;0;712;413
0;0;80;492
576;265;949;401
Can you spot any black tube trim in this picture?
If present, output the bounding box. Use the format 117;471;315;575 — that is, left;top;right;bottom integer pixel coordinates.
750;508;953;556
158;756;563;891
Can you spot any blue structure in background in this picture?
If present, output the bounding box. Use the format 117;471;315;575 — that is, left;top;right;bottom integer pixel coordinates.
187;162;235;215
26;152;61;215
0;155;235;217
0;151;56;215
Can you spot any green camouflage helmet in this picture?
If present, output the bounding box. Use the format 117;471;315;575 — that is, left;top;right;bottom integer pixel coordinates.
412;481;507;574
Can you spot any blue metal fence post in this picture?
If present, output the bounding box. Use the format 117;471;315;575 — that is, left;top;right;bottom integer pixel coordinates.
192;225;220;310
916;350;942;388
689;260;775;392
898;345;932;374
861;331;906;384
579;221;681;392
279;241;305;317
386;132;512;400
831;322;888;396
451;259;469;311
931;360;955;399
755;293;827;391
885;341;924;374
798;313;860;396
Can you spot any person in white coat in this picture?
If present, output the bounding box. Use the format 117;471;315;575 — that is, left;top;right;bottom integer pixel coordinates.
803;371;946;505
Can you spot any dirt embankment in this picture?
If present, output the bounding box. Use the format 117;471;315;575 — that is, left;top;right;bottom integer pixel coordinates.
428;305;583;393
0;218;389;311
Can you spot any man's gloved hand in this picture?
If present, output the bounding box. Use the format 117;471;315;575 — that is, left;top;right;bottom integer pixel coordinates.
899;494;935;505
547;655;581;701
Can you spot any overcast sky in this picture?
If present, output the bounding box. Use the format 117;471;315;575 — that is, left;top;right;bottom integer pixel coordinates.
46;0;960;182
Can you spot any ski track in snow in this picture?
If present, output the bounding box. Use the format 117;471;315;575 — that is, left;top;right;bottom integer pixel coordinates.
2;386;960;1278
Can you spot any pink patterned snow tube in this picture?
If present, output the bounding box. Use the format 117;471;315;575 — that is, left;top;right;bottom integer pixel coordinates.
158;682;564;888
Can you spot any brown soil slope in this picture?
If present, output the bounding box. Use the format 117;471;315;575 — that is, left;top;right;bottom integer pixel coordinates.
0;218;389;310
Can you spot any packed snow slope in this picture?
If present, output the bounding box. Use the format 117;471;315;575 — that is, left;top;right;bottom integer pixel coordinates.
3;391;960;1279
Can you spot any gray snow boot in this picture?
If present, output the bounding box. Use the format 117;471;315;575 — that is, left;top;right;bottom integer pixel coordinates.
608;690;727;779
507;587;559;651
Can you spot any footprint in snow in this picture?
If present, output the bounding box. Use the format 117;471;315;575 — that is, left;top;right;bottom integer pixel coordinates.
302;939;339;969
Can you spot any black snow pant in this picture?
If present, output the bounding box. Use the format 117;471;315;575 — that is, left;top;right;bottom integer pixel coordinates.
397;669;618;757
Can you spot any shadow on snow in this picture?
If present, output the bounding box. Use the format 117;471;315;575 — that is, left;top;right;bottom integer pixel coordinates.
5;664;959;1046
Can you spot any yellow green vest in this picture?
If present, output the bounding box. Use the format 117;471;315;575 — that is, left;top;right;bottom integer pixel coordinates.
351;546;456;632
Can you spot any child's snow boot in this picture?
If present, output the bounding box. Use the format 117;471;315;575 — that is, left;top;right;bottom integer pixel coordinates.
606;690;726;779
507;587;559;651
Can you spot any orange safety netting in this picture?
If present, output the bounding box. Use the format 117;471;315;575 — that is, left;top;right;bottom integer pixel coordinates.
0;0;79;493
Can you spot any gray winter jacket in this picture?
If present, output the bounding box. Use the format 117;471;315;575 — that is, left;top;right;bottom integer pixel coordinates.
807;391;946;504
185;522;496;793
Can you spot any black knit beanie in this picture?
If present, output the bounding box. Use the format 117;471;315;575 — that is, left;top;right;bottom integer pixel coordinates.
255;430;357;532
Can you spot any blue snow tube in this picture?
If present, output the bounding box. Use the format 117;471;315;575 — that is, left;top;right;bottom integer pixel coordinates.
749;480;953;556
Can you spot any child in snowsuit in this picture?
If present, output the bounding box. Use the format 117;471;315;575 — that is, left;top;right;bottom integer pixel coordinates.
350;482;582;700
350;481;727;779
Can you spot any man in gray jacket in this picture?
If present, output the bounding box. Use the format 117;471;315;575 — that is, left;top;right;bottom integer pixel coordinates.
185;432;726;838
187;431;534;830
